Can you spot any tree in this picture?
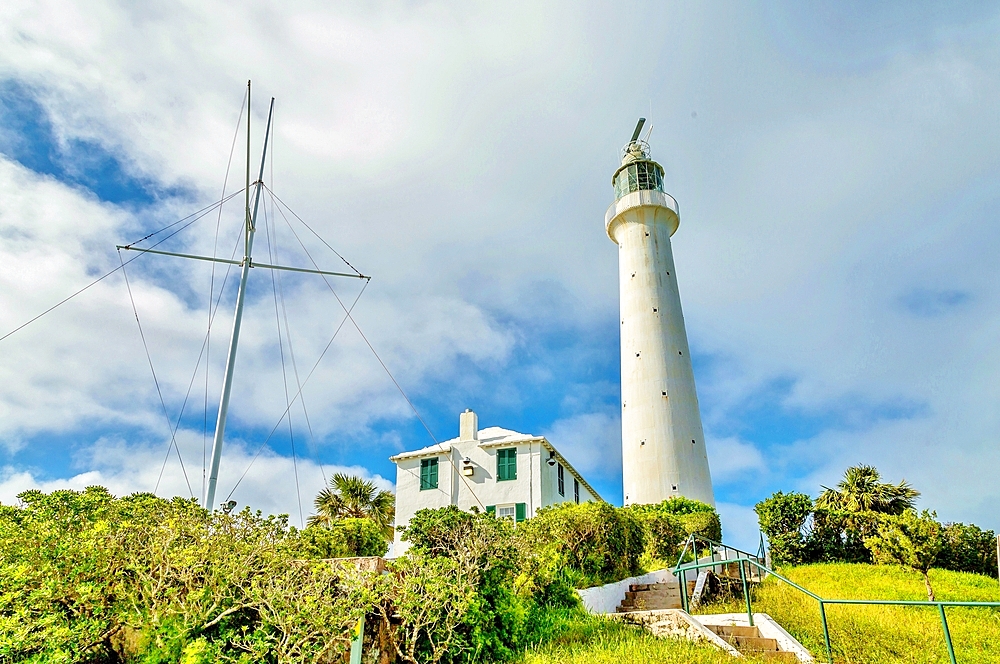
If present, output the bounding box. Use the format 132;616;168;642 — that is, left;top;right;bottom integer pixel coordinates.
755;491;813;565
309;473;395;541
865;510;945;600
816;464;919;516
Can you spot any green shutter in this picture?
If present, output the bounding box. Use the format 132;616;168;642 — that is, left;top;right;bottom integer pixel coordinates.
486;505;496;515
497;448;517;481
515;503;526;523
420;458;438;490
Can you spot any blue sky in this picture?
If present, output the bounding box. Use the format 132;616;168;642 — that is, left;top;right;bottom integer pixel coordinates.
2;1;1000;550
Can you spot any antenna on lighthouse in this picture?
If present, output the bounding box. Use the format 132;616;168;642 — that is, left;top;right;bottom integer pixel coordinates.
630;117;646;143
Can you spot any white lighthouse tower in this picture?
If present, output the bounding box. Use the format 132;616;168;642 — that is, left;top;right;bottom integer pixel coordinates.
607;119;715;507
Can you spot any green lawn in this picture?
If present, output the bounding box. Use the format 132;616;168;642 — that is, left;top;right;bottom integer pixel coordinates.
700;563;1000;663
518;609;771;664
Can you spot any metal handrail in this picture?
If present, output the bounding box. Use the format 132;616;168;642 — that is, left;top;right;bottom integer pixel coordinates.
673;533;766;575
671;556;1000;664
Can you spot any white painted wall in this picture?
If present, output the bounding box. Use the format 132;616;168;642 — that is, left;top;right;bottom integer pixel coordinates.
607;185;715;507
391;413;599;556
576;557;713;615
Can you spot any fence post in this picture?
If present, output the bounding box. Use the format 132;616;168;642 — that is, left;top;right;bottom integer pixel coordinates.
739;559;754;627
349;615;365;664
938;604;957;664
819;601;832;664
680;568;689;613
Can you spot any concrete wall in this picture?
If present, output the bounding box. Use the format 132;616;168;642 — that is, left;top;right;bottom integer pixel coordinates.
576;557;712;615
606;188;714;507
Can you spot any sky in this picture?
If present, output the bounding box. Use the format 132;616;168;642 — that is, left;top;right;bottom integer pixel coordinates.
1;1;999;551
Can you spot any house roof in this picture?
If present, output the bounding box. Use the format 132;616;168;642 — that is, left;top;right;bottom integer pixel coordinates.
389;426;602;502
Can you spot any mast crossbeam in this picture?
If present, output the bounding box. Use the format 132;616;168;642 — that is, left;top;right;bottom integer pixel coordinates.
117;245;368;279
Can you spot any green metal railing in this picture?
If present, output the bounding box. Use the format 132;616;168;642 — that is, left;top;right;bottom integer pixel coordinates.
671;537;1000;664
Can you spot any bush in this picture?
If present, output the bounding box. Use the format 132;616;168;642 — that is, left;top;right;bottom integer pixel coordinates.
0;487;379;663
654;496;717;516
627;498;721;566
755;491;812;540
936;522;998;578
297;518;388;558
677;511;723;542
399;505;477;555
396;506;528;664
521;502;645;588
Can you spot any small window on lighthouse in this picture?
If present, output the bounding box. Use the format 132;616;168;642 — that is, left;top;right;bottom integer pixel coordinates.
671;485;678;491
653;308;657;312
661;391;667;396
692;439;696;445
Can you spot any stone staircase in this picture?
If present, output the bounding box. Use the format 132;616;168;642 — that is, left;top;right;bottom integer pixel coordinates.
704;624;799;661
616;580;696;612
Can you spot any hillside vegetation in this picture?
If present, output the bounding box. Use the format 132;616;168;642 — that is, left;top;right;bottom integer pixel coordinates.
0;486;722;663
704;563;1000;663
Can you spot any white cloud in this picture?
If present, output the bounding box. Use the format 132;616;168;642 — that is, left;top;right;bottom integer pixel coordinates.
707;436;766;484
716;502;762;554
0;1;998;536
542;411;621;482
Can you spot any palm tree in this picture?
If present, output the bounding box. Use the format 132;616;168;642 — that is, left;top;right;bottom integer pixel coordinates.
815;465;919;515
309;473;395;540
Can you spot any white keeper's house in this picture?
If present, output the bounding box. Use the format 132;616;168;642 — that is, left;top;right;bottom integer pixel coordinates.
390;409;601;556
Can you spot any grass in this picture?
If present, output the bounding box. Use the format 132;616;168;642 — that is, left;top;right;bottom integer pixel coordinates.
519;608;772;664
700;563;1000;663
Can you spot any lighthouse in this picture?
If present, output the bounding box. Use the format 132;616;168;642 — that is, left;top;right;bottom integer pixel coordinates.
606;119;715;507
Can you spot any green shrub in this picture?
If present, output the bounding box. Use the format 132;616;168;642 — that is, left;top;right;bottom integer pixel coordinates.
521;502;645;588
296;517;388;558
677;511;723;542
0;487;379;663
626;498;720;566
755;491;812;540
654;496;717;516
937;522;998;578
399;504;476;555
396;506;529;663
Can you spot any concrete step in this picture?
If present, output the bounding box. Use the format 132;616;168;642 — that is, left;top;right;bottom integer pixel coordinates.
628;581;696;593
708;625;759;638
617;580;696;613
626;590;680;600
617;597;682;611
729;635;780;651
705;623;799;661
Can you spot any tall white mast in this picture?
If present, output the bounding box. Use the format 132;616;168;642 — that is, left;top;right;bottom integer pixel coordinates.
204;85;275;509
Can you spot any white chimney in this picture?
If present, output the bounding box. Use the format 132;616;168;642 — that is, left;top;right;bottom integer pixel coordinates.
459;409;478;441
